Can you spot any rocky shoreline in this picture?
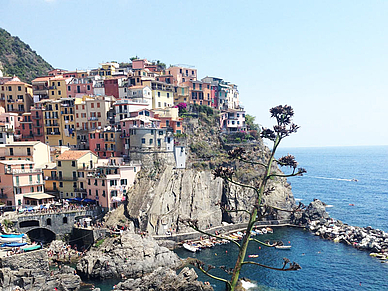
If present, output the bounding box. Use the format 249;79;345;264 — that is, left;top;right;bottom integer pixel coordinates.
293;199;388;261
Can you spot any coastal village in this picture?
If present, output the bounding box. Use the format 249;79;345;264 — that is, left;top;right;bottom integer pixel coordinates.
0;59;387;291
0;59;246;212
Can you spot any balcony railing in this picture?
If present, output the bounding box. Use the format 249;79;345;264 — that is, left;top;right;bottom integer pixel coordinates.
14;180;44;187
7;99;15;103
74;188;87;193
60;177;78;181
45;176;58;180
6;168;42;174
16;99;24;103
88;117;98;121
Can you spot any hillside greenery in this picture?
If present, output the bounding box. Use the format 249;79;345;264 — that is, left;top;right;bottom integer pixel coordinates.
0;28;53;83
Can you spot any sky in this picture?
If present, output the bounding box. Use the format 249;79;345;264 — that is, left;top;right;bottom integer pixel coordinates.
1;0;388;147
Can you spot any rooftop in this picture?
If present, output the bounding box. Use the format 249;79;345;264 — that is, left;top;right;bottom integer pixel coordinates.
57;150;92;161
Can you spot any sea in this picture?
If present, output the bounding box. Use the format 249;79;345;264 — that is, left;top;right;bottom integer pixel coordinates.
91;146;388;290
174;145;388;291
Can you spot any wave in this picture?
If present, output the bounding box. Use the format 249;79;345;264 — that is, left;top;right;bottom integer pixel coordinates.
308;176;357;182
241;280;258;290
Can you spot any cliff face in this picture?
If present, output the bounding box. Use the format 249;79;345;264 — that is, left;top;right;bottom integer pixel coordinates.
107;112;295;235
124;163;294;235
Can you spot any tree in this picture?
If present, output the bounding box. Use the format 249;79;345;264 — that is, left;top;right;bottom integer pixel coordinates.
180;105;306;291
245;114;260;131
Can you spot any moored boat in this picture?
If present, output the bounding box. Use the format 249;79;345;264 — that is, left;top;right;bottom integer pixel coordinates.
1;242;27;248
183;243;199;253
275;245;292;249
22;244;42;252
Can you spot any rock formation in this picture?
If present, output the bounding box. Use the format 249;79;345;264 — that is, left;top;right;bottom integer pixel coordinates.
76;232;180;279
115;267;214;291
0;250;81;291
292;199;388;260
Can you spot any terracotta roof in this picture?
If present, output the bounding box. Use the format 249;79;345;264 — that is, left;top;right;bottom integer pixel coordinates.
32;77;52;82
57;150;91;161
5;81;27;85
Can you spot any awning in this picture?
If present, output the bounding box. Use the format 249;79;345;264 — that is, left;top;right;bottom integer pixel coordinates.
23;193;55;200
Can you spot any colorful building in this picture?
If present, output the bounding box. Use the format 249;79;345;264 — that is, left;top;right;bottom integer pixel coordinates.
3;77;33;114
55;150;98;199
0;141;50;168
82;157;141;210
89;127;122;158
0;160;53;210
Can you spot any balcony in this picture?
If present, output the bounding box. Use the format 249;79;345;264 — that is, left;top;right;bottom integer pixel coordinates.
16;99;24;104
49;86;57;90
45;175;58;180
49;132;61;135
14;180;44;187
88;117;98;121
104;138;116;142
7;99;15;103
74;188;87;193
60;177;78;181
6;168;42;174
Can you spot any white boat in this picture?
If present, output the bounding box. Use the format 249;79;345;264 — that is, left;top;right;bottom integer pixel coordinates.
275;245;292;249
0;236;24;243
183;243;199;253
261;228;267;234
0;233;26;243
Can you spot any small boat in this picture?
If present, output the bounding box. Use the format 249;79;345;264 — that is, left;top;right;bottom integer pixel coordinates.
349;204;355;206
183;243;199;253
0;236;25;243
261;228;267;234
266;227;273;234
22;244;42;252
248;254;259;258
0;233;26;238
255;229;263;235
1;242;27;248
275;245;292;250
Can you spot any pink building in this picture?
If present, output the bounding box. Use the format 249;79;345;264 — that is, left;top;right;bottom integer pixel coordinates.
84;157;141;210
0;160;53;210
67;78;94;98
89;128;122;158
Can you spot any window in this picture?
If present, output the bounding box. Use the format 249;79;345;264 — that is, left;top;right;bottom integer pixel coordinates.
159;131;163;135
63;217;68;224
95;190;99;197
58;161;62;167
158;92;161;97
121;179;127;185
59;182;63;188
72;161;76;167
9;148;13;156
141;138;145;144
102;180;105;186
149;138;153;145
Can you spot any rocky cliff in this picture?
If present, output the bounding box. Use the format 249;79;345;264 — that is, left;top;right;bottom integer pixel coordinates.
108;112;296;235
0;250;81;291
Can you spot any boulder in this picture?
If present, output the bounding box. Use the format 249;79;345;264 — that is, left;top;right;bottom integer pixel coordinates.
76;232;180;280
115;267;213;291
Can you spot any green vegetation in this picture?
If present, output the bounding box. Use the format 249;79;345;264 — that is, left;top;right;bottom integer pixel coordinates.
95;238;105;248
245;114;260;131
0;28;53;83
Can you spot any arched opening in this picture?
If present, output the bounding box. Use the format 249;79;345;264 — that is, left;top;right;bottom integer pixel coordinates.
46;218;52;226
63;217;68;224
27;228;56;244
19;220;39;228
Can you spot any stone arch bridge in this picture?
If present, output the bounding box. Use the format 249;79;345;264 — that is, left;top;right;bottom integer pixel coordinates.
13;209;97;239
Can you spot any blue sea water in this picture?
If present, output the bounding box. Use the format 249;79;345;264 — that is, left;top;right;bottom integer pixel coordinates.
175;145;388;291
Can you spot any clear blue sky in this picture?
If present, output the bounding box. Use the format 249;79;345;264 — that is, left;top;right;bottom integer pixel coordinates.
1;0;387;147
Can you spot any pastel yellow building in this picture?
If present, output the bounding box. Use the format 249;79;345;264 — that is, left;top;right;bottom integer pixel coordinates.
3;77;33;114
56;150;98;199
48;77;71;100
143;80;174;109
